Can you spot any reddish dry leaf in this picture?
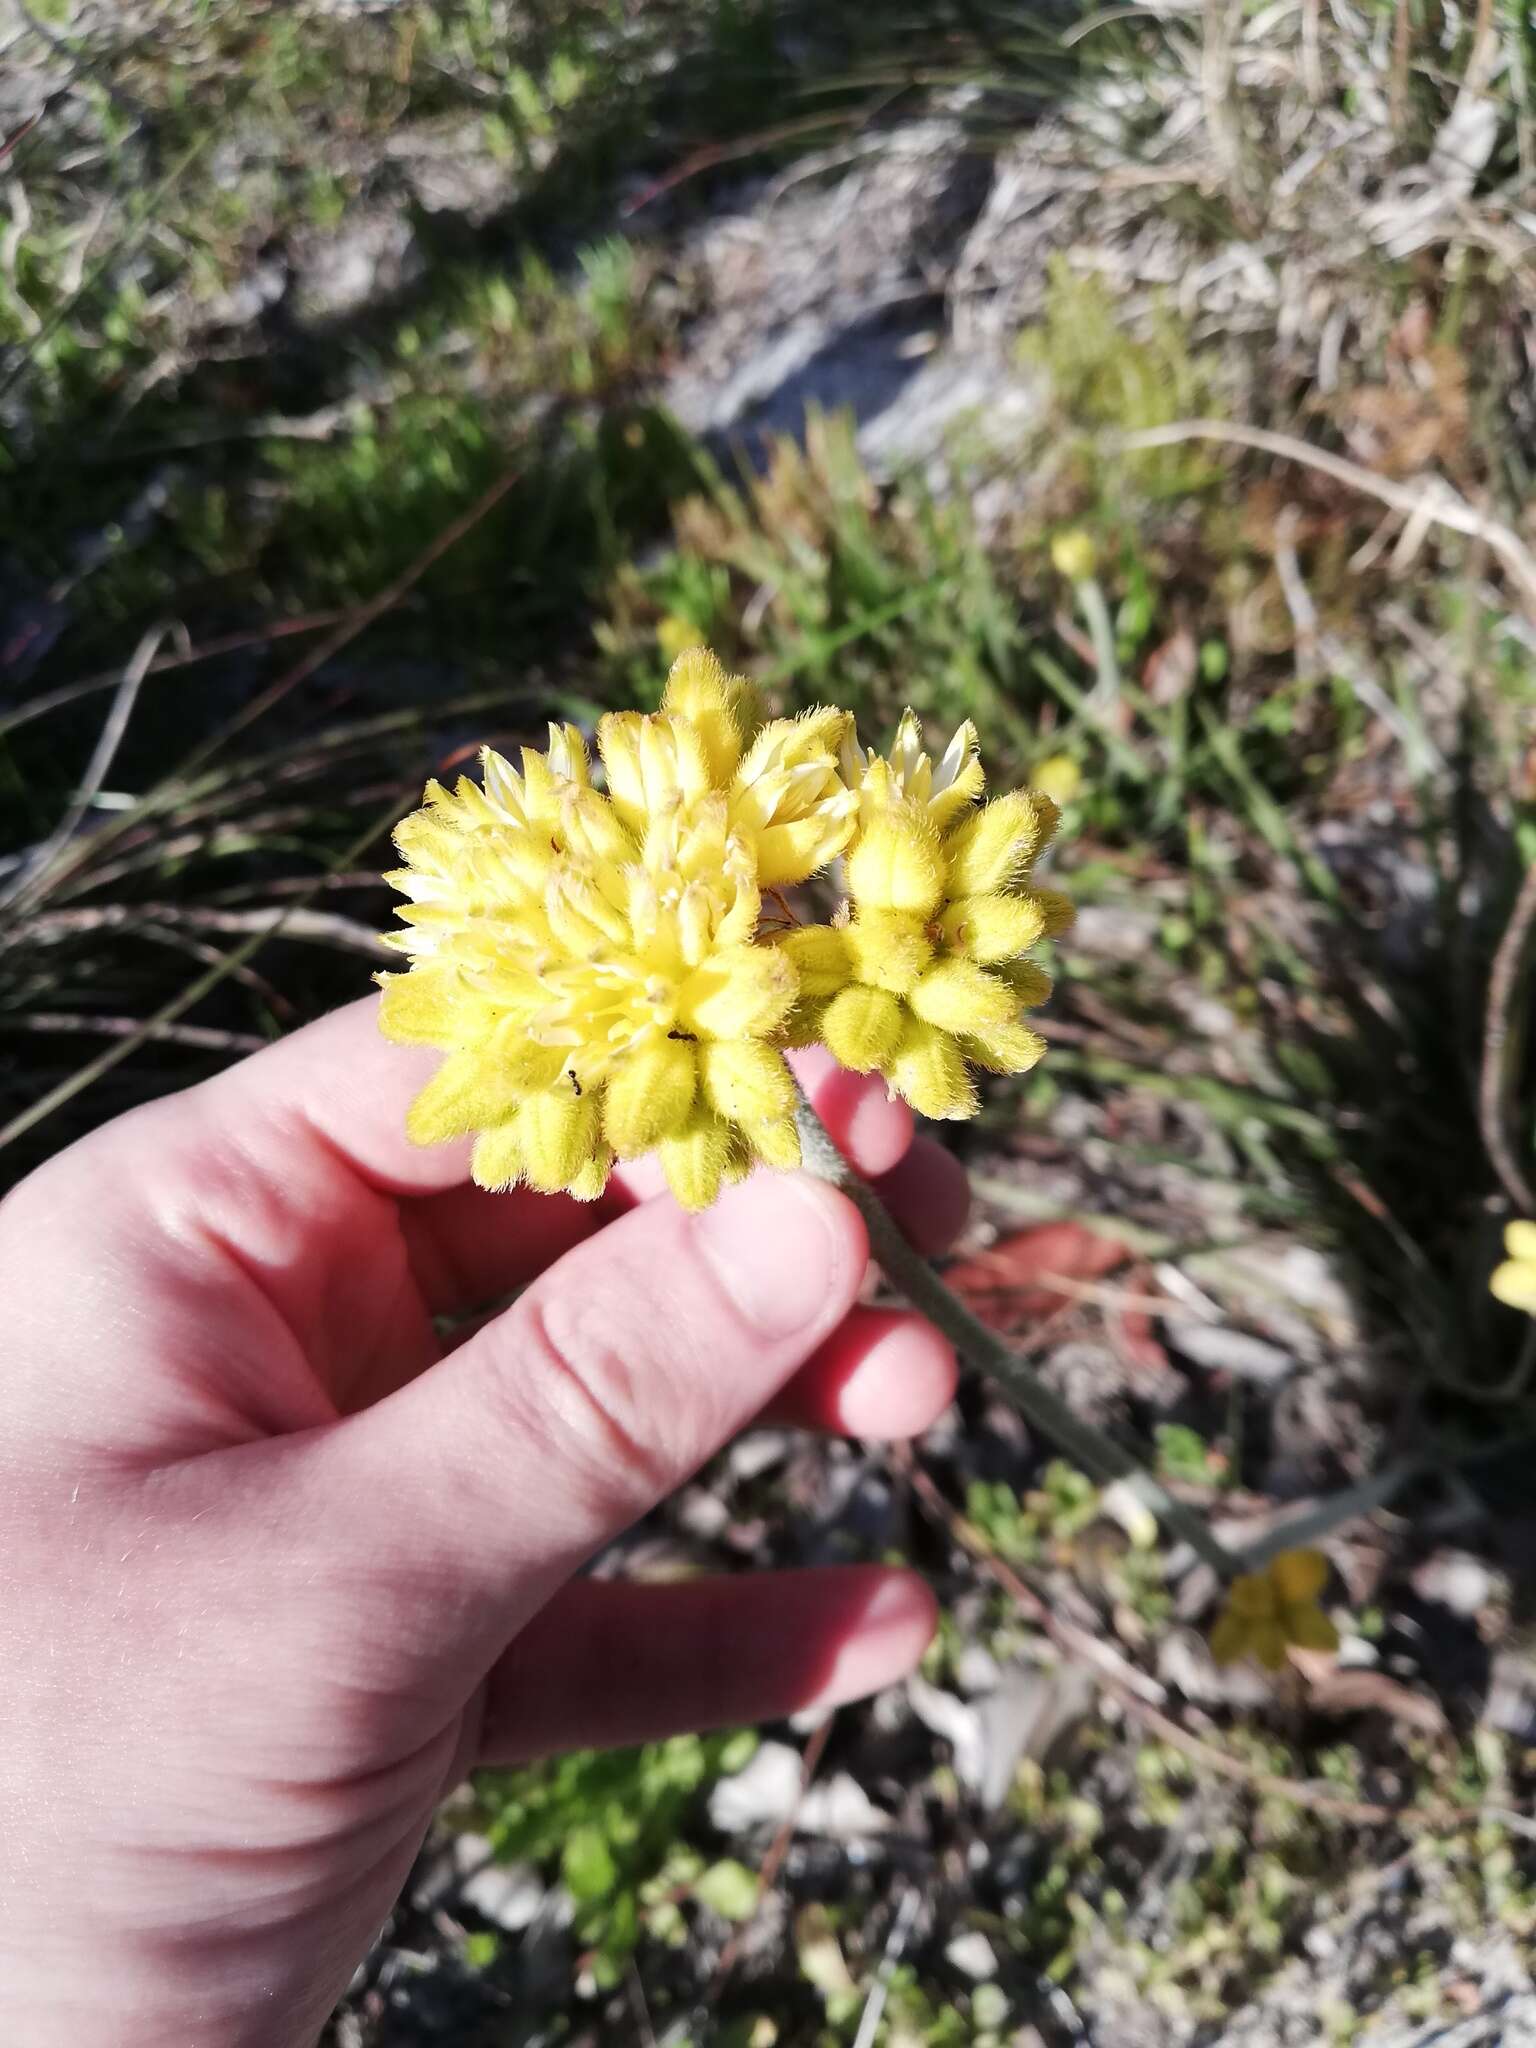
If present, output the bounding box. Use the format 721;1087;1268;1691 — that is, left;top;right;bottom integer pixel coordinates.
945;1223;1131;1336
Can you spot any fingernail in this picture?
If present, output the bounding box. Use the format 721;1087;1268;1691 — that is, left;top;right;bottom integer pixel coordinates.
694;1175;844;1338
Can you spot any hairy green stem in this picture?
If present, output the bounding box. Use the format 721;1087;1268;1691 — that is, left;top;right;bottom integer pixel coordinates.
791;1083;1240;1579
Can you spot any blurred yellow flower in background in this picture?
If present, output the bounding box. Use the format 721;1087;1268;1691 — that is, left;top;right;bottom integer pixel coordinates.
1490;1221;1536;1314
1049;528;1097;582
654;613;706;663
1210;1548;1338;1670
1031;753;1082;807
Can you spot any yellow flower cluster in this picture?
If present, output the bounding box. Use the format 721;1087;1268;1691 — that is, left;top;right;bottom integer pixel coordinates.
1210;1548;1338;1671
379;649;1069;1209
779;713;1070;1120
1491;1221;1536;1315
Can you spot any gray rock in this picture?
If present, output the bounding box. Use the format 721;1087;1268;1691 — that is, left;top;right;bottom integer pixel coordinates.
1410;1549;1496;1619
798;1772;893;1838
1067;903;1162;960
945;1931;1000;1980
289;208;418;325
708;1741;802;1832
1166;1319;1295;1384
458;1858;548;1934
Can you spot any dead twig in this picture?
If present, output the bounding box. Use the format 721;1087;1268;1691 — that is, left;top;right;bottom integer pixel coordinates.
1389;0;1412;139
0;624;169;916
1119;420;1536;621
0;612;347;742
1480;860;1536;1215
0;795;402;1158
0;1013;265;1055
704;1715;834;2007
6;901;389;960
31;445;541;911
621;110;864;216
849;1884;922;2048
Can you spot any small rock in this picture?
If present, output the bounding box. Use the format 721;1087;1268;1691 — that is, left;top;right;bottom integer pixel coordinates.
675;1486;730;1540
192;257;288;331
1480;1650;1536;1741
855;351;1041;472
458;1859;547;1934
955;1643;1003;1695
1168;988;1238;1038
728;1429;791;1481
289;209;418;325
1157;1627;1271;1708
1067;904;1161;959
1100;1478;1159;1550
708;1742;802;1832
908;1675;987;1788
1166;1320;1295;1384
945;1931;999;1980
1411;1550;1495;1618
798;1773;893;1838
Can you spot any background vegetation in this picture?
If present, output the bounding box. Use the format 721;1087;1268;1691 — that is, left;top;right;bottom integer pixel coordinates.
3;1;1536;2040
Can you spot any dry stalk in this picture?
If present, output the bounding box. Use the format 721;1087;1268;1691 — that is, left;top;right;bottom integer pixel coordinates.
1120;419;1536;621
1480;860;1536;1216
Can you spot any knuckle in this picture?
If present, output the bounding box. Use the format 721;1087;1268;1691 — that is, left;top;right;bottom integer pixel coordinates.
510;1289;678;1501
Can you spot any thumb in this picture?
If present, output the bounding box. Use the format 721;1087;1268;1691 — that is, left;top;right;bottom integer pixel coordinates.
292;1172;867;1689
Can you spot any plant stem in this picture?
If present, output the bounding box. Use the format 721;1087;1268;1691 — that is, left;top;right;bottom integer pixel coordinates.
791;1082;1240;1579
1480;856;1536;1216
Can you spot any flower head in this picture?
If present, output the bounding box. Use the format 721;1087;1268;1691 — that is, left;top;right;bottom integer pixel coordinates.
841;709;984;832
379;705;801;1211
380;657;1072;1207
1491;1221;1536;1315
778;714;1069;1120
1050;528;1097;582
1209;1548;1338;1670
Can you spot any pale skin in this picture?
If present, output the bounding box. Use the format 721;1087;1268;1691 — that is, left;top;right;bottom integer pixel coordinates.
0;996;969;2046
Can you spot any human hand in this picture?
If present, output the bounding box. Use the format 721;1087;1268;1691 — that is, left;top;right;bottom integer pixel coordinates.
0;997;967;2046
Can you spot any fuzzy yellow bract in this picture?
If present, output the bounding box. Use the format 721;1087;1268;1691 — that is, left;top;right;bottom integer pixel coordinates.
1209;1548;1339;1671
1491;1220;1536;1315
380;652;1070;1207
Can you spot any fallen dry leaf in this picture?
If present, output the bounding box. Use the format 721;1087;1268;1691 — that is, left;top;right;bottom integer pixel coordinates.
945;1224;1131;1336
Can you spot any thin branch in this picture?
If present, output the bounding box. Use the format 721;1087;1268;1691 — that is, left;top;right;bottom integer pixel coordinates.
850;1885;922;2048
0;1013;265;1055
1480;860;1536;1214
7;901;390;959
621;109;864;216
0;797;402;1157
187;460;536;762
1118;420;1536;620
704;1715;834;2009
30;446;542;908
0;611;347;742
0;623;168;915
